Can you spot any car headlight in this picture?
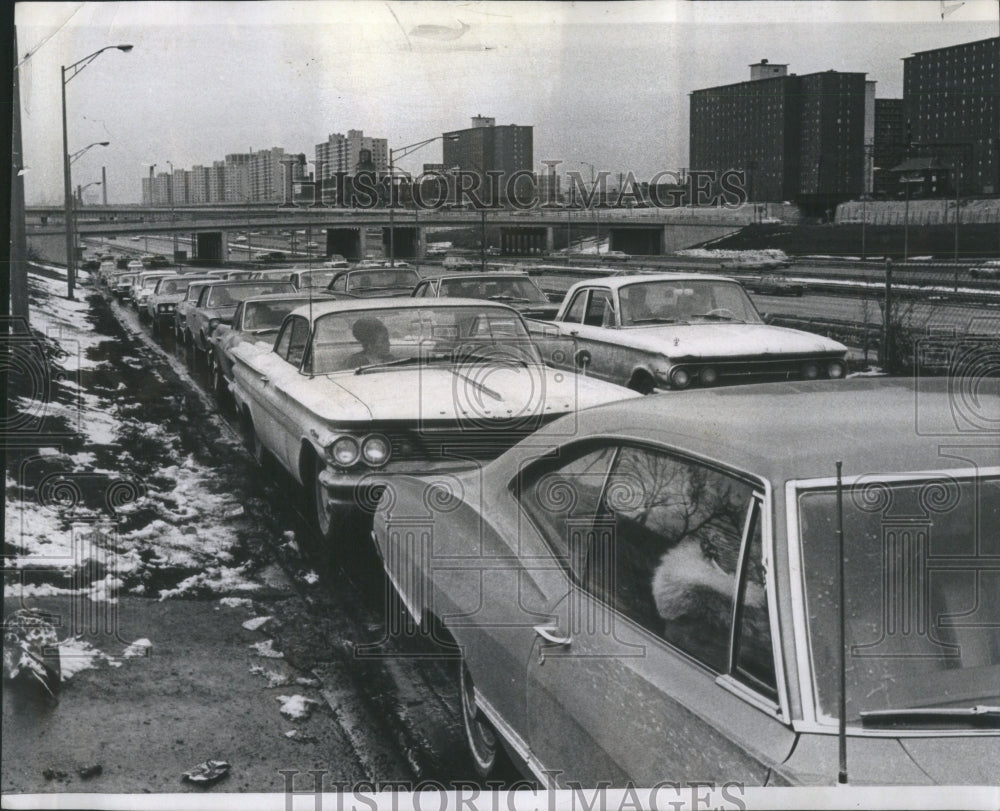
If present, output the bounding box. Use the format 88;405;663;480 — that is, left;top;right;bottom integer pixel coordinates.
669;368;691;389
361;434;391;466
827;360;846;379
328;436;360;467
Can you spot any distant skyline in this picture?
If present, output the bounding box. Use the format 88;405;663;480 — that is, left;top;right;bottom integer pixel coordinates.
15;1;998;205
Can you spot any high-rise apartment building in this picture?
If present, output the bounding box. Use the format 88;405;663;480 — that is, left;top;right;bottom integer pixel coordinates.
873;99;906;196
689;62;868;209
442;116;533;203
316;129;389;182
224;153;251;202
189;166;210;204
208;161;226;203
903;36;999;195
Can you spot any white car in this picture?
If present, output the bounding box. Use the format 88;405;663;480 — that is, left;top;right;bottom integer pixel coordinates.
228;298;638;542
532;273;848;393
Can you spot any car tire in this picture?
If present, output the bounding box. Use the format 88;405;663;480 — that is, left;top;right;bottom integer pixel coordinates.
211;359;229;406
460;658;505;778
627;371;656;395
312;456;337;544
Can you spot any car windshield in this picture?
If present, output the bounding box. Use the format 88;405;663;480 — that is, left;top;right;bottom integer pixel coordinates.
242;299;306;332
439;276;548;303
207;283;293;308
308;305;541;374
186;284;209;301
348;269;418;291
798;475;1000;725
296;271;337;289
154;278;183;294
619;280;763;326
141;276;167;289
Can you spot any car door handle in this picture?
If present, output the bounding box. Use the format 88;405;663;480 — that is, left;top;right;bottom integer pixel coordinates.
259;375;269;385
533;625;572;646
534;625;572;665
568;330;579;337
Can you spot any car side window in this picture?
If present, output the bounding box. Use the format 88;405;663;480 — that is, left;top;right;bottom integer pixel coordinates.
592;446;774;690
514;446;618;582
584;289;615;327
273;319;294;358
563;290;588;324
284;316;310;368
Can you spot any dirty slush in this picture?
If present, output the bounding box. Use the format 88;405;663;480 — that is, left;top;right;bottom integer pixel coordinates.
3;266;487;793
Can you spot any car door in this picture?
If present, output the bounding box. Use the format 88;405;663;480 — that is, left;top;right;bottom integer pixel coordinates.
562;287;619;383
269;315;313;472
251;316;309;471
522;442;796;786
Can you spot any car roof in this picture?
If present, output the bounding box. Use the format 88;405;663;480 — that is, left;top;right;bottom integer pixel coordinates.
534;377;999;483
288;297;521;320
569;272;738;291
239;293;316;305
423;272;532;282
203;280;294;289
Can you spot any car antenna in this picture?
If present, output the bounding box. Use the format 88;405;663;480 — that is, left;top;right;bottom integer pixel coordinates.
836;460;848;785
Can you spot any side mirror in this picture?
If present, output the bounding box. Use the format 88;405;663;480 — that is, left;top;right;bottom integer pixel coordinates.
761;312;774;324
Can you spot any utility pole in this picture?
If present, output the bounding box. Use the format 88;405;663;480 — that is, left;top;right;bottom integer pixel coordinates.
10;25;30;321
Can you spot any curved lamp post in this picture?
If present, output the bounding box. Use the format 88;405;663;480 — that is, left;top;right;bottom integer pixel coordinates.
63;44;132;298
70;141;109;165
388;134;458;266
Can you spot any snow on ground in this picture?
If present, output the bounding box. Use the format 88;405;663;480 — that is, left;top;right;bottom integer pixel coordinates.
242;616;272;631
276;694;319;720
677;247;790;262
122;638;152;658
217;597;254;609
249;664;290;688
27;274;114;372
58;637;122;680
250;640;284;659
6;271;264;605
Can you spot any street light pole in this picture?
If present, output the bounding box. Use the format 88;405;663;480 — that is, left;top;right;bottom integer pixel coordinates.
389;150;396;267
61;44;133;299
388;134;459;267
580;162;599;256
167;160;179;261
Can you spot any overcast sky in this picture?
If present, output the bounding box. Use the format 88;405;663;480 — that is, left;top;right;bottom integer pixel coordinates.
14;0;997;205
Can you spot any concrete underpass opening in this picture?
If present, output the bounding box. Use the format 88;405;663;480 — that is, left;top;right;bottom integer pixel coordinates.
381;227;419;259
325;228;364;260
195;232;225;264
609;227;663;256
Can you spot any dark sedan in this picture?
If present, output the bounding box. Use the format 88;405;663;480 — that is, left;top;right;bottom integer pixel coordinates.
412;272;560;320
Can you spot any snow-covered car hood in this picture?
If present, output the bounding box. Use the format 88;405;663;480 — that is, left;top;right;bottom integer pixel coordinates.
233;345;637;423
614;323;846;359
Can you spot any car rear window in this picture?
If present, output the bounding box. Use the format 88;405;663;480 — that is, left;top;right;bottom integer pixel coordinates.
207;283;294;308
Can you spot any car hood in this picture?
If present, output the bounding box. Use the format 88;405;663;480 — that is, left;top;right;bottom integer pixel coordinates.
779;730;1000;785
616;323;846;359
294;364;637;423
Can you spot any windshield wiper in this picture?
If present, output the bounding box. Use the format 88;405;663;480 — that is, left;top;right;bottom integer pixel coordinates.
354;354;451;374
630;317;686;325
860;705;1000;728
487;295;531;303
691;313;746;323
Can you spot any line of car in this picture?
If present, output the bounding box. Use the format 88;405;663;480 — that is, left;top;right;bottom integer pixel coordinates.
87;256;998;787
